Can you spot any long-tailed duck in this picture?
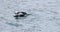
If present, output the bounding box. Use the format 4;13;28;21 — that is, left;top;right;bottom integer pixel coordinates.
14;11;30;18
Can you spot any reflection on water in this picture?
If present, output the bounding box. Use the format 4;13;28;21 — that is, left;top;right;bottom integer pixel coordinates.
7;23;20;27
6;15;31;27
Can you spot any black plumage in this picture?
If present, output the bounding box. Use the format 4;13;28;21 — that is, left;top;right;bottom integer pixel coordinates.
14;12;27;17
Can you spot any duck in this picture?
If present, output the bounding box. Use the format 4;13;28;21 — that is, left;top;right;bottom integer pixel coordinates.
14;11;30;17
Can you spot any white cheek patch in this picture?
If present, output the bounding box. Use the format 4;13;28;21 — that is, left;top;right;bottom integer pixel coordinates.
18;13;23;15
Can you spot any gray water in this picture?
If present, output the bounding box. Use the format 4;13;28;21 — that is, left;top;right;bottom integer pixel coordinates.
0;0;60;32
